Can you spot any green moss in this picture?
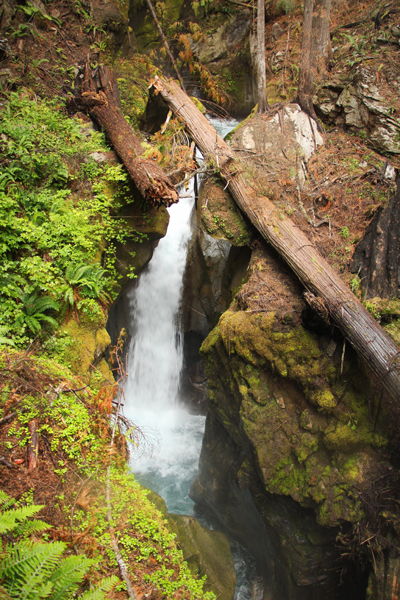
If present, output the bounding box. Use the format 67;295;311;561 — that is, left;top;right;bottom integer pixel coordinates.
62;320;111;382
313;390;337;412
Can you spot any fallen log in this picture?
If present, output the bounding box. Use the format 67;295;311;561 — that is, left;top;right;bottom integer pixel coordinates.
70;64;178;208
151;75;400;402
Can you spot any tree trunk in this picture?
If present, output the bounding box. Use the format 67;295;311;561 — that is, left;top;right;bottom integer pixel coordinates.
150;75;400;403
298;0;331;119
256;0;268;113
311;0;332;69
297;0;316;118
70;64;179;208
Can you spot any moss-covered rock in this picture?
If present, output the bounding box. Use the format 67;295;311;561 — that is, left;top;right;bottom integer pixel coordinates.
200;244;390;528
199;177;254;246
61;319;113;384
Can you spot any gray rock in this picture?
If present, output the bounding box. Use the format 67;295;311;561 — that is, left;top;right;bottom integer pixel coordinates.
271;22;285;41
315;67;400;154
192;11;251;64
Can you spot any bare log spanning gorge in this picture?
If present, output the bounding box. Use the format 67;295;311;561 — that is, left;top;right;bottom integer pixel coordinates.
151;75;400;402
72;64;178;207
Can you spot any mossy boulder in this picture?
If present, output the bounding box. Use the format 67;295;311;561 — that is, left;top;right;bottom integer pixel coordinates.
200;244;390;528
61;319;113;384
199;177;254;246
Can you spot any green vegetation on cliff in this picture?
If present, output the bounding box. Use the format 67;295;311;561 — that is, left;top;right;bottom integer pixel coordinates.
0;349;216;599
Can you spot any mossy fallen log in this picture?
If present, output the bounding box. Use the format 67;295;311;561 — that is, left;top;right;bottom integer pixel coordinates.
70;64;178;208
150;75;400;402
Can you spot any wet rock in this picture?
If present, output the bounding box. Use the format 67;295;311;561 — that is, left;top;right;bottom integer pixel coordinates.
146;489;237;600
169;514;237;600
190;412;366;600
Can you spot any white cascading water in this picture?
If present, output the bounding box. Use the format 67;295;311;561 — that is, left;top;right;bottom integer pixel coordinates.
124;179;206;512
124;116;256;598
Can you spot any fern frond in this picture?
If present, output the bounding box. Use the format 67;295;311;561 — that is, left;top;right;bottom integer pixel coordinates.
1;540;66;599
0;585;12;600
33;297;59;314
19;519;52;537
0;491;10;506
34;314;58;329
48;555;96;600
80;575;119;600
0;505;45;535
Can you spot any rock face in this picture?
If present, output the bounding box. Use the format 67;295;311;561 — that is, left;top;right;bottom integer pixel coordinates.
181;203;251;412
190;240;390;598
315;67;400;154
191;11;251;65
229;105;324;186
146;490;237;600
169;514;237;600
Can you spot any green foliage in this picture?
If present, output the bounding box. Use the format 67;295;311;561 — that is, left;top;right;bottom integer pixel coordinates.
0;492;118;600
339;226;350;239
276;0;295;14
0;94;143;346
73;468;217;600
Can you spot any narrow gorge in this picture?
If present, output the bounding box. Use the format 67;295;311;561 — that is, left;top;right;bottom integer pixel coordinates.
1;0;400;599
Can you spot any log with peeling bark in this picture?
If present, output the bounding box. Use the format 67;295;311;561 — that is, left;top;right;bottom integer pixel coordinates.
71;64;178;208
150;75;400;402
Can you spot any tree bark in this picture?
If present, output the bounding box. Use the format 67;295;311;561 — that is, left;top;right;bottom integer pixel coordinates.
298;0;331;119
297;0;316;118
351;174;400;300
311;0;332;68
150;75;400;402
256;0;268;113
71;64;179;208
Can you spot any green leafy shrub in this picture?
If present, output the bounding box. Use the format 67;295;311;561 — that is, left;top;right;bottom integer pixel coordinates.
0;93;142;345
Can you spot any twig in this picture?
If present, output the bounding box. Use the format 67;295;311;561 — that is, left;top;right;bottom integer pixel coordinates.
341;339;346;376
173;167;208;189
0;457;16;469
0;412;17;427
274;420;288;433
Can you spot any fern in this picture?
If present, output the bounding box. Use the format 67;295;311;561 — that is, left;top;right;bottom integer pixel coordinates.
80;576;119;600
0;505;45;535
47;555;96;600
1;540;66;599
0;494;118;600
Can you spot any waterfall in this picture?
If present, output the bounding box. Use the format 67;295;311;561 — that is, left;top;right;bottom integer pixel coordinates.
124;181;205;512
123;116;255;599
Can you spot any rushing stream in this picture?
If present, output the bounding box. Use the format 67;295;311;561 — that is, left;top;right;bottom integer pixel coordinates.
124;116;257;599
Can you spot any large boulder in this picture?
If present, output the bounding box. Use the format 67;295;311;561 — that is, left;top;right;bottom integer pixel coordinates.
191;241;390;598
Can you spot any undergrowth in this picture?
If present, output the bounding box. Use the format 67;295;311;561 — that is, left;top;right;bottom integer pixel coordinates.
0;93;146;347
0;349;216;599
